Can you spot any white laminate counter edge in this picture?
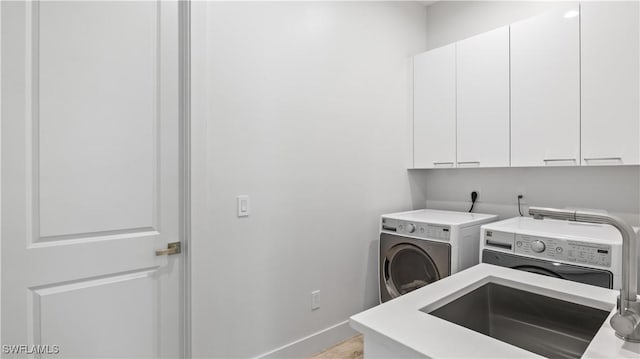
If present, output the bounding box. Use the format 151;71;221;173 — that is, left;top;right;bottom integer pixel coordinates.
350;264;640;358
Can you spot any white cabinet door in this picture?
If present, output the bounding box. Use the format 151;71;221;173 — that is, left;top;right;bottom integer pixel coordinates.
510;4;580;167
1;2;185;357
456;26;510;168
413;44;456;169
581;1;639;166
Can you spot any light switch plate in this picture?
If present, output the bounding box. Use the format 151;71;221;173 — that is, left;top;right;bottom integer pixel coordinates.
311;290;320;310
237;195;249;217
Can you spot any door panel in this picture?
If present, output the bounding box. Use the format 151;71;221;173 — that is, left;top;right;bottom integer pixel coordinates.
510;3;580;167
413;44;456;169
37;1;158;240
456;26;510;168
2;1;183;357
581;1;640;166
36;270;158;358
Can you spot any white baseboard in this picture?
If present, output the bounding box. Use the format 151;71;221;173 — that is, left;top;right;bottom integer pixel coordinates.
256;320;358;359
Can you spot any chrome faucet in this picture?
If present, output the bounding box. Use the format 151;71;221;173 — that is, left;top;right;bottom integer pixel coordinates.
529;207;640;342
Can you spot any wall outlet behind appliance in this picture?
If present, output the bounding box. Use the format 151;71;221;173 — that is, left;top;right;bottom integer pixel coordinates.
518;193;527;205
468;190;480;208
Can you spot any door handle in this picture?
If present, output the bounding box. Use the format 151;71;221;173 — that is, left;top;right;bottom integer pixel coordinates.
433;162;454;168
155;242;181;256
458;161;480;167
584;157;622;163
543;158;577;165
543;158;576;162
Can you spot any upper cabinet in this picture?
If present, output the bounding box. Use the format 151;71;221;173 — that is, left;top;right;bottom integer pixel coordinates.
581;1;639;166
413;44;456;169
510;4;580;167
456;26;510;168
412;2;639;170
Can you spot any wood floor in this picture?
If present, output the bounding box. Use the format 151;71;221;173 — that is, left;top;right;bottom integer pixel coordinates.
309;335;363;359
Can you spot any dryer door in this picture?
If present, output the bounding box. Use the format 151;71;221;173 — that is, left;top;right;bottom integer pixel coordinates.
384;243;441;299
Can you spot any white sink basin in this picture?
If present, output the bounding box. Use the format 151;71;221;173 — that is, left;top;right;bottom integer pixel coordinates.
425;282;610;358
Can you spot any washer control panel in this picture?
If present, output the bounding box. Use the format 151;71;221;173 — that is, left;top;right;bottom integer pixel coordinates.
514;234;611;267
381;218;451;241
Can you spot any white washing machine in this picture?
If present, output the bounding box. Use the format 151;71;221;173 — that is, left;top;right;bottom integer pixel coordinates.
379;209;498;302
480;217;628;289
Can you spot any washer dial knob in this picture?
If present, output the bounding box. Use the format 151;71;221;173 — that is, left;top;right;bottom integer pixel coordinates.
405;223;416;233
531;240;546;253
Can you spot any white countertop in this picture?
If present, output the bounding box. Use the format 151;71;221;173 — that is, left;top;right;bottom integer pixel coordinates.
382;209;498;226
350;264;640;358
482;216;624;245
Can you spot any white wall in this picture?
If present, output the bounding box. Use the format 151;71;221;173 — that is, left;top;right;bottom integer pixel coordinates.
422;167;640;226
190;2;428;357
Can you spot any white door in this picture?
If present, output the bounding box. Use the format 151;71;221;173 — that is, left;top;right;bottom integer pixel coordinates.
581;1;640;166
413;44;456;169
456;26;510;168
510;3;580;167
1;1;185;358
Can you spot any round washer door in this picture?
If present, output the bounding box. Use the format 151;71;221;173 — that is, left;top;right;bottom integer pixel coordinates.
383;243;441;299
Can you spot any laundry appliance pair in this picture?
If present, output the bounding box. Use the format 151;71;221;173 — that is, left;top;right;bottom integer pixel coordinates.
379;209;627;303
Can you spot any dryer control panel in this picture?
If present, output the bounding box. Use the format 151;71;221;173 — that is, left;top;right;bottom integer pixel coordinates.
514;234;612;267
381;218;451;241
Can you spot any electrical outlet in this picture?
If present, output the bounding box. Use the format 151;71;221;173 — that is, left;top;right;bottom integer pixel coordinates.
311;290;320;310
517;193;528;216
518;194;527;205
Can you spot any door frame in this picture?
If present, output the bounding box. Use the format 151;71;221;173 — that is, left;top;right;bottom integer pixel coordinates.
0;1;192;356
0;0;3;346
179;0;192;358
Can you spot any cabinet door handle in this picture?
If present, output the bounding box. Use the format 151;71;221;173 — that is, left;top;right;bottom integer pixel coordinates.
584;157;622;162
433;162;454;168
458;161;480;167
543;158;577;165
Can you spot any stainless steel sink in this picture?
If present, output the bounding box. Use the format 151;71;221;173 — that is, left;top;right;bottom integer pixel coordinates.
423;283;611;359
